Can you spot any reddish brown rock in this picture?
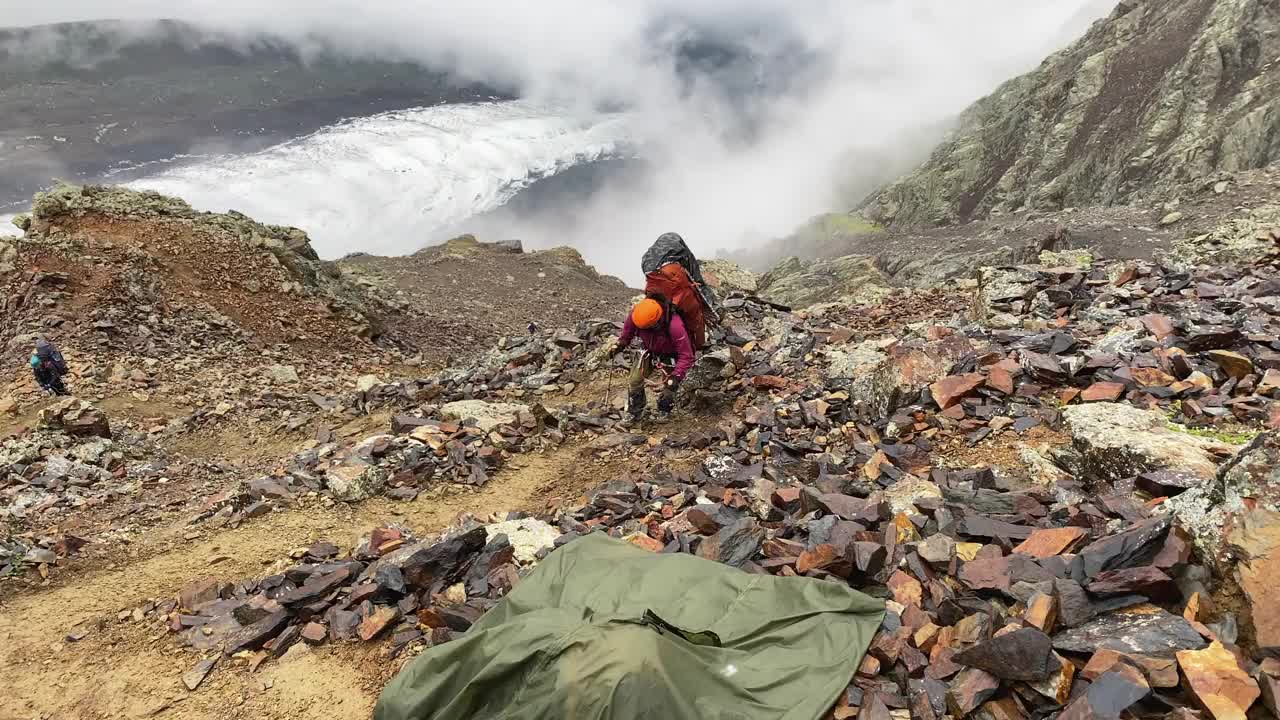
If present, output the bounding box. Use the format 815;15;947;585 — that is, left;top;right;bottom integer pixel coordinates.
986;367;1015;395
1207;350;1255;381
1228;509;1280;655
931;373;986;410
1014;527;1087;559
179;577;223;612
624;534;664;553
946;668;1000;717
1080;382;1125;403
887;570;923;607
357;606;400;641
797;544;840;574
752;375;788;390
1130;367;1176;387
1177;641;1260;720
300;622;327;645
1140;314;1175;340
1024;592;1057;634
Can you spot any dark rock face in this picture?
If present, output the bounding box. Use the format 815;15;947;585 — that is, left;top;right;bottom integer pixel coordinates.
866;0;1280;225
953;628;1058;682
1052;608;1206;657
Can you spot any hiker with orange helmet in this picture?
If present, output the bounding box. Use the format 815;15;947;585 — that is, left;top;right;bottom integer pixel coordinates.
610;294;695;422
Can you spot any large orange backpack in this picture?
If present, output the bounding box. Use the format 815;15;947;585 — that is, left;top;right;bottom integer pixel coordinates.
644;262;707;351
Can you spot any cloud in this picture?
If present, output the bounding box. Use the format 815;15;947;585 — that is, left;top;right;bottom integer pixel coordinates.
2;1;1115;279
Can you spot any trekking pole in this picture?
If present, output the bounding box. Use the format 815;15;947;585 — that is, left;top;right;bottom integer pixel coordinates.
603;365;614;409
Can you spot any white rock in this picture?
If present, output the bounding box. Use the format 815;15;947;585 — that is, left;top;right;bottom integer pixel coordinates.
440;400;528;432
485;518;560;564
1061;403;1236;484
268;365;299;384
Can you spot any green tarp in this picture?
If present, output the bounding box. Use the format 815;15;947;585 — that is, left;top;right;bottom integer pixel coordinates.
375;533;885;720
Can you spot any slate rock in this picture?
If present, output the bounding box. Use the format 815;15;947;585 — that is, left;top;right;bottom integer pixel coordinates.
1071;517;1170;583
370;526;488;589
1086;566;1177;601
1059;667;1151;719
954;627;1058;682
946;668;1001;718
1053;607;1206;657
182;658;217;691
277;567;353;607
224;610;290;655
695;518;765;567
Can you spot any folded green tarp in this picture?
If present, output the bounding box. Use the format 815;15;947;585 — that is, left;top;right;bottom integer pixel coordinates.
375;533;885;720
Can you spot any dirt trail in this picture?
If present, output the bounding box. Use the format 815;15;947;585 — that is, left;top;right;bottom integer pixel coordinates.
0;442;594;720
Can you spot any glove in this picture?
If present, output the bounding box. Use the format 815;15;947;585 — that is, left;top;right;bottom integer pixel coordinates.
609;341;625;357
658;378;679;412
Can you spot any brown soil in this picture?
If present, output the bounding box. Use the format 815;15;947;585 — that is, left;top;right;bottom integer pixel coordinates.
934;425;1072;476
0;439;599;720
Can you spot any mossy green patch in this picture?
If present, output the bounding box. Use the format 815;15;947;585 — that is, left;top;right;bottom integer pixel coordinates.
1166;421;1257;446
816;213;884;236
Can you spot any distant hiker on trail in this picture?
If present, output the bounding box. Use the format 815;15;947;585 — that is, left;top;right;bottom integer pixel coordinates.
30;338;70;396
610;296;694;422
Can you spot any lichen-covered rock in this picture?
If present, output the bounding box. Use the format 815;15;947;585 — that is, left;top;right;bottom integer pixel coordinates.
484;518;560;564
1168;204;1280;268
324;461;387;502
883;476;943;515
1061;403;1234;485
1167;431;1280;568
702;260;760;295
973;267;1038;326
439;401;528;432
37;399;111;439
1039;249;1093;268
756;255;891;308
825;335;973;419
0;239;17;274
865;0;1280;225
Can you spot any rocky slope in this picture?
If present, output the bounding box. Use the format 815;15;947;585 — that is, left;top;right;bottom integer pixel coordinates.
866;0;1280;226
2;178;1279;718
338;237;632;364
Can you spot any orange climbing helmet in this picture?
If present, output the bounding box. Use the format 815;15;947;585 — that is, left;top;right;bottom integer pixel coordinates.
631;298;664;329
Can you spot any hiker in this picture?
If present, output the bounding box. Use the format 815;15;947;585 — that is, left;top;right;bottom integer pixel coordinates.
610;295;694;421
642;232;719;326
30;338;70;396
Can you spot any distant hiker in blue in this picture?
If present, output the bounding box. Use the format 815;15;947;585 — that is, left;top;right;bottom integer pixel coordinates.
30;338;70;396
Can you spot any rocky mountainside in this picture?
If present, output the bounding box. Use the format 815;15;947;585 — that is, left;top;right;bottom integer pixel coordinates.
338;237;632;364
866;0;1280;226
2;173;1279;718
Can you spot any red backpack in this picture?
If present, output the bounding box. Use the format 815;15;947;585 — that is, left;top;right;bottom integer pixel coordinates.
644;263;707;351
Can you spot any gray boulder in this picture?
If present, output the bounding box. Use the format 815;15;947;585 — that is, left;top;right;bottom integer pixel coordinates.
440;400;528;432
1061;403;1234;485
1166;431;1279;567
324;460;387;502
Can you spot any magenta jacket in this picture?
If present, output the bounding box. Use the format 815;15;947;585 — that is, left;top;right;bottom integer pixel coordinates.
618;312;696;380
